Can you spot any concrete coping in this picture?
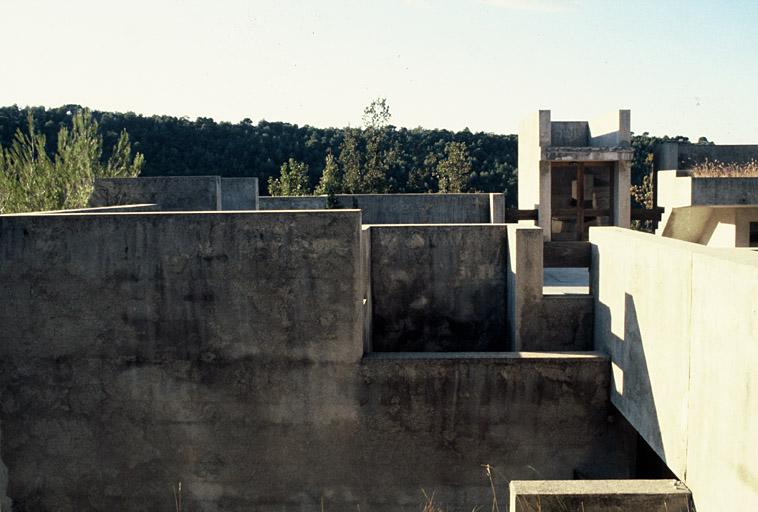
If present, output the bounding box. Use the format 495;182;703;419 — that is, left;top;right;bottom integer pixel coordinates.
509;480;690;496
2;209;363;218
362;223;507;228
363;352;608;362
1;204;159;215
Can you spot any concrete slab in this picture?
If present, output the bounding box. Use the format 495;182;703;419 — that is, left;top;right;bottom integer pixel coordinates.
510;480;692;512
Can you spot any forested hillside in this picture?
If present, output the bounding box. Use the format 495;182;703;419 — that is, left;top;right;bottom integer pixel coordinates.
0;104;694;207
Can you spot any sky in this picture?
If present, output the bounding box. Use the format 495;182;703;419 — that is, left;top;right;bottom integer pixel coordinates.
1;0;758;142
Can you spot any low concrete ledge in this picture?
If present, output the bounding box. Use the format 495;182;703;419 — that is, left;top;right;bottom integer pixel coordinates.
510;480;692;512
1;204;160;215
362;351;608;362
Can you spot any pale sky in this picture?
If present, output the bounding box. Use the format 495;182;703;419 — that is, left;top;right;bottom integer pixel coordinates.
2;0;758;142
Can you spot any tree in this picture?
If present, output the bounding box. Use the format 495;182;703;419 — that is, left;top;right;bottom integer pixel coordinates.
315;151;341;207
361;98;394;193
435;141;472;193
339;128;362;194
0;109;143;214
267;158;310;196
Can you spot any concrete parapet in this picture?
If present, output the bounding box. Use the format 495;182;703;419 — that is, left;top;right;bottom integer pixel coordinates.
591;227;758;512
259;193;495;224
91;176;222;210
509;480;692;512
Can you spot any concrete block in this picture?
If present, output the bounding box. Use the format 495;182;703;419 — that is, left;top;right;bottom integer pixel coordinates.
510;480;692;512
489;193;506;223
221;177;259;210
91;176;222;211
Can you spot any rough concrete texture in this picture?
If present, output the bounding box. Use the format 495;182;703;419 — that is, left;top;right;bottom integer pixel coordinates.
260;193;498;223
507;226;592;351
551;121;589;147
536;296;593;351
507;225;543;350
0;422;9;512
0;211;636;511
367;224;508;351
509;479;692;512
90;176;222;210
220;177;259;210
591;227;758;512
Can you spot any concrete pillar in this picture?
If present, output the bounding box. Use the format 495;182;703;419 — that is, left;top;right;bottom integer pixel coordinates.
506;225;544;350
538;110;551;146
360;226;373;354
538;161;552;239
489;193;506;223
614;161;631;229
654;142;680;172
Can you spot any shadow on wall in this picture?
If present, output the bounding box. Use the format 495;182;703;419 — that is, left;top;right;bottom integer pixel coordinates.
594;284;669;477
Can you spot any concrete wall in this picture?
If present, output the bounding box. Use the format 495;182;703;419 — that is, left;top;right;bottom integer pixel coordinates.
259;193;498;224
0;424;8;512
660;169;758;207
655;142;758;171
507;225;593;351
91;176;222;211
591;228;758;512
366;224;508;352
658;170;758;246
510;480;692;512
0;211;636;511
551;122;589;147
220;177;259;210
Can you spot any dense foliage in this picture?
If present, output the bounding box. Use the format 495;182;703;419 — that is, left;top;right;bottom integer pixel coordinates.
0;109;142;214
0;104;699;208
0;104;518;202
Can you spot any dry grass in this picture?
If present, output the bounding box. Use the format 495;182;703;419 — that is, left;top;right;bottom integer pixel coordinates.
689;158;758;177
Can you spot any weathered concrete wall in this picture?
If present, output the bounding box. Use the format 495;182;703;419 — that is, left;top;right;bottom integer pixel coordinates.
91;176;222;210
220;177;259;210
551;121;589;147
507;225;592;351
0;211;636;511
367;224;508;351
510;480;692;512
258;195;327;210
591;228;758;512
259;193;497;224
0;423;9;512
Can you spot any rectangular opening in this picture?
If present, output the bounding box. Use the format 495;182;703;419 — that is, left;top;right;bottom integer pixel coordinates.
750;222;758;248
550;162;613;241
